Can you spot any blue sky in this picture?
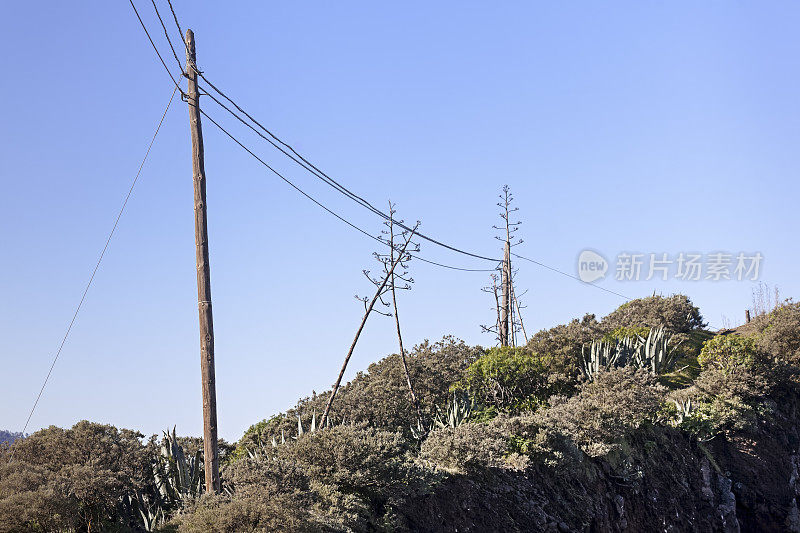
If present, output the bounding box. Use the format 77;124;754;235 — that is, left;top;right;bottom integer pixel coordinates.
2;2;799;440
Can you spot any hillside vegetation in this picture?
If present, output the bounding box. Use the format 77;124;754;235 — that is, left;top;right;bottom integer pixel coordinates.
0;432;23;446
3;294;800;532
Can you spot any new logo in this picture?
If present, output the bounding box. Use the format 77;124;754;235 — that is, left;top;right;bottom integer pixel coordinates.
577;250;608;283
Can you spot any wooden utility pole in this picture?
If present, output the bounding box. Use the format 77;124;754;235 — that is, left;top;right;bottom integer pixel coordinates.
185;29;220;493
499;240;510;346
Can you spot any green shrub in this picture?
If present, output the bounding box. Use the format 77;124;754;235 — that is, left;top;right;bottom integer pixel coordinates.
602;326;651;343
677;364;773;440
535;367;665;457
674;339;800;441
698;335;765;371
454;347;559;413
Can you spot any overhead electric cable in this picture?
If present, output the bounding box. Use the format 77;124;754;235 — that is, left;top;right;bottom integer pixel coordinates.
511;252;633;301
193;74;500;262
150;0;184;74
129;3;498;273
198;107;498;272
134;5;637;295
166;0;186;48
129;0;183;92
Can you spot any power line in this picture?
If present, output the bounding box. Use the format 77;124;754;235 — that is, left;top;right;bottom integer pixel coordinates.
128;0;182;92
194;73;500;263
196;85;497;273
130;7;634;291
166;0;186;47
11;87;179;458
195;78;634;292
129;2;500;274
414;256;500;272
150;0;184;74
162;0;499;265
511;252;633;301
198;106;498;273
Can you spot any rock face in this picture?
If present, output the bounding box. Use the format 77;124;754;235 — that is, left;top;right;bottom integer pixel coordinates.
398;418;800;532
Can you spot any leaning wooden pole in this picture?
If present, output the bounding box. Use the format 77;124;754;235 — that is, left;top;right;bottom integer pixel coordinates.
388;222;423;428
319;227;417;429
185;29;220;493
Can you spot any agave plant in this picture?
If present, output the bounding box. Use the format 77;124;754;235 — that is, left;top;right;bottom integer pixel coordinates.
581;339;625;380
155;427;204;505
125;427;204;531
294;411;321;440
673;397;694;424
583;326;682;380
124;493;166;533
435;392;473;429
410;418;432;442
632;326;682;374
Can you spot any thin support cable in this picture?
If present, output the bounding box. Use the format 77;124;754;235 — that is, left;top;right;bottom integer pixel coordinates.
10;86;178;460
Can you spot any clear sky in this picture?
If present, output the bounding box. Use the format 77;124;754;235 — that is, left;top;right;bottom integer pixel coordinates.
2;1;798;441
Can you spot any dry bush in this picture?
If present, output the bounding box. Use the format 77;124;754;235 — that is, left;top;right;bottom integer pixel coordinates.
535;367;665;457
601;294;705;337
525;313;601;387
419;423;510;472
237;337;483;453
746;301;800;363
184;425;436;533
0;421;152;533
174;491;329;533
